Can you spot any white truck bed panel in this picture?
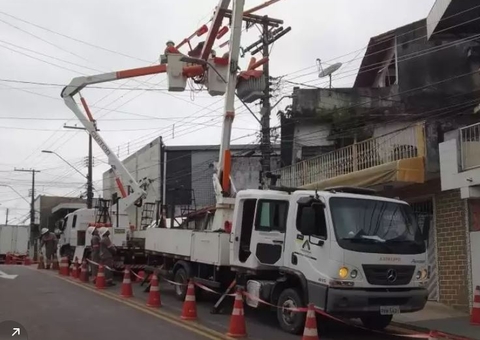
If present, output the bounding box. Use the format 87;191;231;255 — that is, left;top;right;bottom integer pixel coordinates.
0;225;29;255
144;228;192;257
191;232;230;266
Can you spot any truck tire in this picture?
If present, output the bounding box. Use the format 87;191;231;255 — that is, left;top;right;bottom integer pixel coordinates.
173;267;188;301
360;314;393;331
276;288;306;335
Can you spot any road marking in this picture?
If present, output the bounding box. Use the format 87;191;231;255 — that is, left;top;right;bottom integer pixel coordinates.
0;269;17;280
32;267;233;340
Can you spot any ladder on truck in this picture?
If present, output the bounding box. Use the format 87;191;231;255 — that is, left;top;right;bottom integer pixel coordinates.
140;203;156;229
95;198;112;226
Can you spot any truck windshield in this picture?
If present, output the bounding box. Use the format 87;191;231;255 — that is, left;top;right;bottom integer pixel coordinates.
329;197;426;254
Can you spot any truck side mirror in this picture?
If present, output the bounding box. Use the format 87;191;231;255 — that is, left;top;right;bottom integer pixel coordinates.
422;216;431;243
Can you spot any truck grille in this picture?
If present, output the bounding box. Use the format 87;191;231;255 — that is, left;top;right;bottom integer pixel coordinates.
362;265;415;286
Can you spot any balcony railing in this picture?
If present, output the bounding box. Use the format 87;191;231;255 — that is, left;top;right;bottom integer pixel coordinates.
460;122;480;171
276;123;426;188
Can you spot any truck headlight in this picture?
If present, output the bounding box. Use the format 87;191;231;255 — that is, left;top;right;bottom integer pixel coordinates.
416;271;422;280
339;267;349;279
350;270;358;279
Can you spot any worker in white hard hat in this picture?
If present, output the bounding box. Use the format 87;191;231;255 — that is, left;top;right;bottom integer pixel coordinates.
164;40;176;55
99;227;116;286
40;227;58;270
89;227;101;282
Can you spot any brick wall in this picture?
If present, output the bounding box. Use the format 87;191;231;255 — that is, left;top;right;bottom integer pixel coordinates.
434;189;469;311
384;181;470;311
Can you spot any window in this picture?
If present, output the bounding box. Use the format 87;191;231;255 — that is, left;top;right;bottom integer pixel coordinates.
296;204;327;239
72;215;77;229
255;200;289;232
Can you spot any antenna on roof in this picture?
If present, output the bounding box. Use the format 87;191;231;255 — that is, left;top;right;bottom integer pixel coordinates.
316;58;342;89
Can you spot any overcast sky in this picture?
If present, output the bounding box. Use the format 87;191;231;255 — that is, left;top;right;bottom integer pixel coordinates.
0;0;435;224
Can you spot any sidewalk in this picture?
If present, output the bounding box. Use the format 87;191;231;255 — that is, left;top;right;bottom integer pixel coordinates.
392;302;479;339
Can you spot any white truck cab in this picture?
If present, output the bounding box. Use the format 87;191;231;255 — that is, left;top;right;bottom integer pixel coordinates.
230;187;429;333
57;207;130;264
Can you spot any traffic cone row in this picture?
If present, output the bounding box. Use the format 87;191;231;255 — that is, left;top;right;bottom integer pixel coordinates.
227;288;247;338
146;274;161;307
121;267;133;298
95;265;106;289
302;304;318;340
59;257;69;276
471;285;480;326
79;260;89;282
181;280;197;320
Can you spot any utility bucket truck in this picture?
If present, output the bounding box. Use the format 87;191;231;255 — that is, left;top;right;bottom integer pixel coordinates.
60;0;428;334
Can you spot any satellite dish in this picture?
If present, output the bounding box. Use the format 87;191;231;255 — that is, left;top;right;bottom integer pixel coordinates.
316;58;343;88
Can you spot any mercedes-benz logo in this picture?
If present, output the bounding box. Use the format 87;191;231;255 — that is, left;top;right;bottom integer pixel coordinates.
387;269;397;283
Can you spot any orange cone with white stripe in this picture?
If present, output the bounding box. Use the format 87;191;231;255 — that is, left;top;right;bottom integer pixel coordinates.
95;264;106;289
471;285;480;326
71;258;79;279
181;279;197;320
302;304;319;340
146;274;161;307
226;288;247;338
79;260;88;283
121;266;133;298
59;257;69;276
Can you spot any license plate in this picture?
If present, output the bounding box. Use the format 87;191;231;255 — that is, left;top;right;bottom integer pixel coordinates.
380;306;400;315
113;229;126;234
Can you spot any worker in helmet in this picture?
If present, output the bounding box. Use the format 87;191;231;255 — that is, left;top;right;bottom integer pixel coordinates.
90;227;101;282
164;40;178;55
99;227;116;286
40;227;58;270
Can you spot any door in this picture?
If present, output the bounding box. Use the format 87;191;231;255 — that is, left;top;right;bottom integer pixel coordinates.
248;199;289;267
288;199;330;308
410;199;438;301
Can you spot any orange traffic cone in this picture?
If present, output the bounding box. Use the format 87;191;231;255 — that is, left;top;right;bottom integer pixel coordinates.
302;304;319;340
226;288;247;338
95;264;106;289
79;260;89;283
471;285;480;326
181;279;197;320
52;256;59;270
121;267;133;298
71;259;79;279
59;257;69;276
146;274;161;307
37;254;45;270
75;259;81;278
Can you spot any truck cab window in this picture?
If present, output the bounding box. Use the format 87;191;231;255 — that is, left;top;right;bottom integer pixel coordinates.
296;204;327;239
255;200;289;232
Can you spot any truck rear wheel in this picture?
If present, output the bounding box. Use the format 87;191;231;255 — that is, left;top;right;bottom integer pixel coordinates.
360;314;392;330
173;268;188;301
276;288;306;335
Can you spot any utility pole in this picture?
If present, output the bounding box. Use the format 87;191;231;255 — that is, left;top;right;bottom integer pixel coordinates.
5;208;8;224
14;168;41;260
64;124;96;209
238;16;291;188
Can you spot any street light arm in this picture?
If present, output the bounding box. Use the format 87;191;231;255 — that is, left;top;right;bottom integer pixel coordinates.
0;184;30;205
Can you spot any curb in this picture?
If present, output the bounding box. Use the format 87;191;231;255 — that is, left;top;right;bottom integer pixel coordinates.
391;321;476;340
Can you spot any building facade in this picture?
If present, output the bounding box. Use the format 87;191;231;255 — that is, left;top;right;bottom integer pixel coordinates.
276;0;480;311
102;138;281;227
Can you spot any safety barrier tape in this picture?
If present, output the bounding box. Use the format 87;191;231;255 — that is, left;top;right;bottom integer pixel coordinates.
73;264;464;339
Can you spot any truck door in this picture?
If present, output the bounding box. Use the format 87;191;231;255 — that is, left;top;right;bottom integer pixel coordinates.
249;199;289;267
287;198;330;307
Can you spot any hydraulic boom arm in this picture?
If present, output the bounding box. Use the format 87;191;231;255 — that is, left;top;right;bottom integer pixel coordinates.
61;64;167;214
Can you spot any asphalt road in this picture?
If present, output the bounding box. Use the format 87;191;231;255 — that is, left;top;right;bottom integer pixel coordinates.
0;265;424;340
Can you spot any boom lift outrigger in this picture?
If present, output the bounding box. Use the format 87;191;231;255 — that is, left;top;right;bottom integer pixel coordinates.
60;0;251;226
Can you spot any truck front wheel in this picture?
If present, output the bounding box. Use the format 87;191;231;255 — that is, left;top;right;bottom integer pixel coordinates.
360;314;393;331
276;288;306;335
173;268;188;301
